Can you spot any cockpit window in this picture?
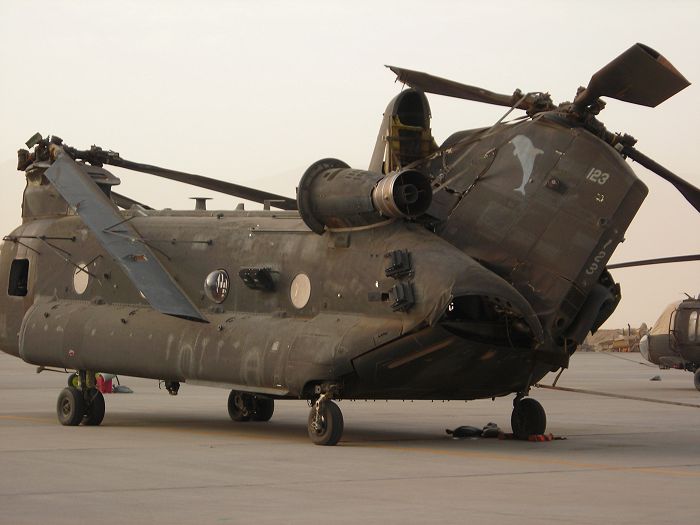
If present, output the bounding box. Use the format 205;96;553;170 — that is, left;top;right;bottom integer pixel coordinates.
689;311;698;342
8;259;29;296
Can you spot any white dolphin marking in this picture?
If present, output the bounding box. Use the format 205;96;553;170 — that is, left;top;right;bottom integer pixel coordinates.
510;135;544;195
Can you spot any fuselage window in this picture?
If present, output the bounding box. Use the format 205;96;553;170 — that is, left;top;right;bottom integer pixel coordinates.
689;311;698;342
8;259;29;297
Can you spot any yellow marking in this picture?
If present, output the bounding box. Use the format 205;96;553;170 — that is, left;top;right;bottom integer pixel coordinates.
2;414;697;478
0;415;53;424
347;442;700;478
140;424;310;444
0;414;310;444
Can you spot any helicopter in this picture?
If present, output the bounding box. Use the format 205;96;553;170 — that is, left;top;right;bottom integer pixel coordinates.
1;43;698;445
601;255;700;390
640;295;700;391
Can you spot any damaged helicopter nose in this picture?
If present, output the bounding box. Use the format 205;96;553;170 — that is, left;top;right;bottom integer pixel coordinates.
432;255;546;349
440;294;538;348
297;158;431;234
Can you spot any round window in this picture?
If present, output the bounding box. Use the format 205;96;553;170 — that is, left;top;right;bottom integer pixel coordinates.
204;269;230;303
73;263;89;295
290;273;311;309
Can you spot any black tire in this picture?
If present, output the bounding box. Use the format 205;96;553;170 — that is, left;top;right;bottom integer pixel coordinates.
307;400;343;446
251;397;274;422
511;397;546;440
694;369;700;392
84;388;105;426
67;372;79;388
57;387;85;426
227;390;251;422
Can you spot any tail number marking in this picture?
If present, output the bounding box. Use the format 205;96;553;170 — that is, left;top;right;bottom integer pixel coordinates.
586;167;610;185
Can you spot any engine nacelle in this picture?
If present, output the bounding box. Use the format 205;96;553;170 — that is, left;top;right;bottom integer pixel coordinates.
297;158;431;234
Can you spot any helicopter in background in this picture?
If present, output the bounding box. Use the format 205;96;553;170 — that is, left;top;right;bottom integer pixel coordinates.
0;43;698;445
603;256;700;391
641;295;700;391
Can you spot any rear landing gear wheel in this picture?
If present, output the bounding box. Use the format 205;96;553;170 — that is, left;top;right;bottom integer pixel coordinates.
57;387;85;426
228;390;252;422
84;388;105;426
693;369;700;392
308;400;343;446
251;397;274;422
511;397;546;440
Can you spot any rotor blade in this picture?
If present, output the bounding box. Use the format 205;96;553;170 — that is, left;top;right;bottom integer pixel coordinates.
111;191;153;210
109;158;298;211
575;43;690;108
387;66;531;110
608;254;700;269
44;151;207;322
622;145;700;213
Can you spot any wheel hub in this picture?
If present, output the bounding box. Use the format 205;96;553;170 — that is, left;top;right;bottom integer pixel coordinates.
234;394;250;417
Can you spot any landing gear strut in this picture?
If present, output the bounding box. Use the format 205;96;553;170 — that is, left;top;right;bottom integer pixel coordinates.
227;390;275;422
511;396;546;439
56;370;105;426
307;390;344;446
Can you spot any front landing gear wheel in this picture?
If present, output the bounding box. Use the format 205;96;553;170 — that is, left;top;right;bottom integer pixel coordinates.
308;400;343;446
693;369;700;392
511;397;546;440
57;387;85;426
84;388;105;426
228;390;252;421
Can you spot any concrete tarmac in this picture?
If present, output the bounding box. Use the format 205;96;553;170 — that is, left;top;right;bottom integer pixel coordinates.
1;351;698;525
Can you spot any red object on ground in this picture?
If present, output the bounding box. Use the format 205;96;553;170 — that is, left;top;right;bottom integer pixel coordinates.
96;375;113;394
528;433;554;442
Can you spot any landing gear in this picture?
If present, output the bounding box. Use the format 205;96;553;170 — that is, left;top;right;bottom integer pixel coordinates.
251;397;275;422
307;394;344;446
164;381;180;396
694;369;700;392
228;391;252;421
227;390;275;422
511;397;546;439
57;387;85;426
56;372;106;426
84;389;105;425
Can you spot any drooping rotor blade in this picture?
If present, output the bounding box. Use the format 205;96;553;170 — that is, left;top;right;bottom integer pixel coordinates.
107;157;298;211
574;43;690;108
111;191;153;210
387;66;533;110
45;151;207;322
608;254;700;270
622;145;700;213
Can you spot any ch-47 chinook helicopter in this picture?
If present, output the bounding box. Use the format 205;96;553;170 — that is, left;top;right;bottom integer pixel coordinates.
1;44;698;445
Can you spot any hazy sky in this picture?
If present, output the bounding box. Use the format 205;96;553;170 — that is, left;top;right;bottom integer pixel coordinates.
1;0;698;329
